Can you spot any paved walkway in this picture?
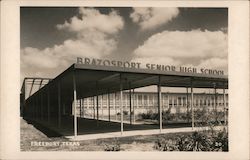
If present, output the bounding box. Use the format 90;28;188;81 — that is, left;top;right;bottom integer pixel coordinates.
66;126;225;141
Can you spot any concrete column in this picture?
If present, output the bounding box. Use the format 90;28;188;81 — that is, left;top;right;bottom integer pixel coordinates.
132;89;135;124
223;84;227;125
120;78;124;135
129;88;132;125
158;77;162;132
82;99;84;118
167;94;169;109
152;93;155;108
114;93;117;120
172;98;174;111
100;95;103;119
108;93;111;121
181;96;183;107
186;87;189;123
73;72;77;138
147;94;150;109
191;82;194;130
162;94;164;110
136;93;139;108
79;99;82;118
142;94;144;109
93;97;96;119
176;95;179;113
96;95;99;120
214;84;217;122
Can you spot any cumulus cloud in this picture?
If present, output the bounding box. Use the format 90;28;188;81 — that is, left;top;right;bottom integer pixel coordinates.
133;57;181;66
132;29;228;73
57;8;124;35
21;7;124;80
130;7;179;31
198;58;228;71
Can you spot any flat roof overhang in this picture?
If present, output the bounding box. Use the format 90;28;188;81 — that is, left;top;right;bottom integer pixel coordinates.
26;63;228;104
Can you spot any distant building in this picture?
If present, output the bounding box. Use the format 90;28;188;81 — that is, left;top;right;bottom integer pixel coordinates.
72;91;228;119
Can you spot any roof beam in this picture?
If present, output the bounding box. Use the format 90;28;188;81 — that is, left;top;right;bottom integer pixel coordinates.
98;73;120;83
29;79;35;96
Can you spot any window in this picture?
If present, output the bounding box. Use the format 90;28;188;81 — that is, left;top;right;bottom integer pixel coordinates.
138;95;142;105
144;95;147;105
196;99;199;106
173;99;177;106
178;97;182;105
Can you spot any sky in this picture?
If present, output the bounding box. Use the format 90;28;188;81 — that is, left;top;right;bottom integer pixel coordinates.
20;7;228;83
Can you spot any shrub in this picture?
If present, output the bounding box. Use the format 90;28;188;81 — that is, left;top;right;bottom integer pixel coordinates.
154;129;228;151
154;138;178;151
211;128;228;151
138;110;157;120
123;110;128;115
104;139;121;151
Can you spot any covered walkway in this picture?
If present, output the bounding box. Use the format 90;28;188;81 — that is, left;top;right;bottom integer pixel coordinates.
22;63;228;138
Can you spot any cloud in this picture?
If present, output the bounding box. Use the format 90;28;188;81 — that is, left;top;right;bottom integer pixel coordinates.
133;57;181;66
198;58;228;71
130;7;179;31
21;7;124;80
132;29;228;73
57;7;124;35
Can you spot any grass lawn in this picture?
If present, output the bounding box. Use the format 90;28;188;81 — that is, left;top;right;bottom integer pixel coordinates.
21;117;196;151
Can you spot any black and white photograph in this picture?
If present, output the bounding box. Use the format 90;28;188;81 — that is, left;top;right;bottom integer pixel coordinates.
0;0;249;159
20;6;229;152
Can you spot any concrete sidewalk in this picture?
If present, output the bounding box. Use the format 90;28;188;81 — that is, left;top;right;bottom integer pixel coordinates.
66;126;225;141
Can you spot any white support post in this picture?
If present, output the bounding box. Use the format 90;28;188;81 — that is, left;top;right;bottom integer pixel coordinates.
115;93;117;120
82;99;84;118
129;88;132;125
108;93;111;121
157;76;162;132
93;97;95;119
79;99;82;118
120;77;123;135
73;72;77;138
96;95;99;120
167;94;169;109
186;87;189;123
147;94;150;109
101;95;103;119
213;83;217;122
191;81;194;130
136;94;139;110
152;93;155;107
132;89;135;124
176;95;179;113
223;84;227;125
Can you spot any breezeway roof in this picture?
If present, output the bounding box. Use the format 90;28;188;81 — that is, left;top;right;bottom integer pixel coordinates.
26;63;228;105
